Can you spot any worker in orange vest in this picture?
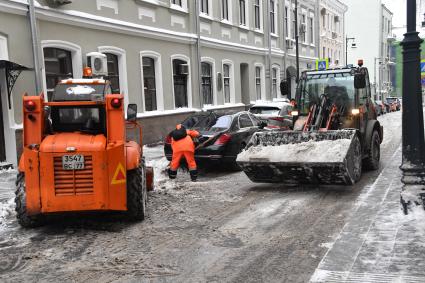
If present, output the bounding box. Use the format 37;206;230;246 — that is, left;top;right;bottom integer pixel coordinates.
168;124;200;181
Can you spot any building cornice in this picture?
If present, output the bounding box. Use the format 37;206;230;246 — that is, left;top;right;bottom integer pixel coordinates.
0;0;197;44
0;0;289;56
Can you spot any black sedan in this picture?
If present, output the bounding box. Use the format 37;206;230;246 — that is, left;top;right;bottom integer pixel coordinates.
164;111;265;169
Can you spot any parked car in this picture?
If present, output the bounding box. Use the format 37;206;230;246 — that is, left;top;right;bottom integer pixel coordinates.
373;101;383;116
375;100;386;115
164;111;265;169
383;101;391;113
249;101;294;129
386;97;401;111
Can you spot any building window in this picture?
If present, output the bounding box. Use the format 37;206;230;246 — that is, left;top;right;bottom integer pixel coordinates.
43;47;73;100
142;57;157;111
292;10;296;39
239;0;246;25
223;64;231;103
254;0;261;30
285;7;289;38
301;14;306;43
201;62;213;105
309;17;314;44
255;66;262;100
104;53;120;93
171;0;181;6
323;47;326;58
201;0;209;15
173;59;189;108
270;0;276;34
222;0;229;21
272;67;278;98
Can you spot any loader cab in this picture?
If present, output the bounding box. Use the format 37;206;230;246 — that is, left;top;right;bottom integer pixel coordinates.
296;67;372;117
47;80;112;135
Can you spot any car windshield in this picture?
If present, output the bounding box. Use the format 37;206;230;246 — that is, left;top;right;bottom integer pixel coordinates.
386;98;397;103
249;106;281;115
53;84;107;101
297;72;355;114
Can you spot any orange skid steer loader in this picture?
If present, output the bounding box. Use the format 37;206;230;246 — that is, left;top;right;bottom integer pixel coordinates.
16;79;154;227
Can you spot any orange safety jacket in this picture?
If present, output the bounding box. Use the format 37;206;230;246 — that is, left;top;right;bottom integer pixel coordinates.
171;130;200;153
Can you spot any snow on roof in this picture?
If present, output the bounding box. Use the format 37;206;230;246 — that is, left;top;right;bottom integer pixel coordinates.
237;139;352;163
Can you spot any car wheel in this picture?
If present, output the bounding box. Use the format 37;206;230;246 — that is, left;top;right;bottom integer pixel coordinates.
226;142;246;171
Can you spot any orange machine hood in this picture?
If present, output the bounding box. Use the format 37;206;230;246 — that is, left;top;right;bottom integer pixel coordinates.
40;133;107;153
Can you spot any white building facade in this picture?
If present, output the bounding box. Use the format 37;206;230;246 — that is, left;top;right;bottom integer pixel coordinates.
343;0;394;100
319;0;347;67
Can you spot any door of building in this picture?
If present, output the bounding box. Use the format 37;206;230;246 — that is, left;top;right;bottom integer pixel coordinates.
0;86;5;162
0;36;9;162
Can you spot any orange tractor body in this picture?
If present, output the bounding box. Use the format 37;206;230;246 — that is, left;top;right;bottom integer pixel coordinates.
16;79;153;227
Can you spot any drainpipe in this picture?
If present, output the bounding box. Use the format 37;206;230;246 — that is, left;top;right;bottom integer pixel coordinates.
28;0;42;95
267;0;272;100
194;0;203;108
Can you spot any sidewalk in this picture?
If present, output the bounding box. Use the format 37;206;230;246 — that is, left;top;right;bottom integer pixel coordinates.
311;147;425;283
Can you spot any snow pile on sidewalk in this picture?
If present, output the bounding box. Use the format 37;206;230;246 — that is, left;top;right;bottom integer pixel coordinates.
146;157;175;191
0;198;15;227
237;139;352;163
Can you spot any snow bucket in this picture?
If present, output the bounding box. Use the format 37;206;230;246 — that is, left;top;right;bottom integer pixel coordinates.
236;129;362;185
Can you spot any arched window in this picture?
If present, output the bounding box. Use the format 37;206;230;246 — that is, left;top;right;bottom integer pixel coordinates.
173;59;189;108
223;64;231;104
201;62;213;105
142;57;157;111
272;65;281;98
43;47;73;100
255;66;262;100
105;53;120;93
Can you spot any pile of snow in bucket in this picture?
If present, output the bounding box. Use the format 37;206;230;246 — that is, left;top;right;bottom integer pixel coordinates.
237;139;352;163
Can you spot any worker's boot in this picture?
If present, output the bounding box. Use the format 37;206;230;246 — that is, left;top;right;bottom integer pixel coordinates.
190;170;198;182
168;169;177;179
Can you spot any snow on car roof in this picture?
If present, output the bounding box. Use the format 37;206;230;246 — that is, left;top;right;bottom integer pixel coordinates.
251;100;291;109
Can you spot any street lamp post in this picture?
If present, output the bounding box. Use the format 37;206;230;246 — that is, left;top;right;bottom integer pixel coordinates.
345;37;355;65
295;0;300;83
400;0;425;213
374;57;382;100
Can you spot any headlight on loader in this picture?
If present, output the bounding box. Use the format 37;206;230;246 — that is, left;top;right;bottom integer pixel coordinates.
351;108;360;115
291;110;299;116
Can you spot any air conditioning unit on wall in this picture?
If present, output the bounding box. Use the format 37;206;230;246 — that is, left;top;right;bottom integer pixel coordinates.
86;52;108;77
46;0;72;6
286;39;294;50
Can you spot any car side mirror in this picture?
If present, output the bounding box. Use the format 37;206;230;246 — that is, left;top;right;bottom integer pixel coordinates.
127;103;137;121
354;73;366;89
259;121;267;129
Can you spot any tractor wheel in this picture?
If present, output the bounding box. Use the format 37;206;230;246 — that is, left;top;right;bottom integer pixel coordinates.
126;162;147;221
346;135;362;184
15;172;44;228
364;130;380;171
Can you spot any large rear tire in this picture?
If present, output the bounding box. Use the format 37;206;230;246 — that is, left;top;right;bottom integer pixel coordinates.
364;130;380;170
346;135;362;184
126;161;147;221
15;173;44;228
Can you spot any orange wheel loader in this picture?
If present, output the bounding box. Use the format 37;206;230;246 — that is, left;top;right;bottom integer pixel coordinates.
16;78;154;227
